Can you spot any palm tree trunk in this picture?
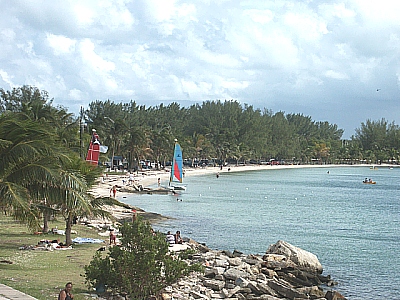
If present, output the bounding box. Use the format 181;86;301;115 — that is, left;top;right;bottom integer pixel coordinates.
43;211;50;233
65;213;73;246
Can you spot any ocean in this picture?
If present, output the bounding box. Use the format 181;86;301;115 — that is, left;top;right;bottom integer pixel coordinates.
123;166;400;300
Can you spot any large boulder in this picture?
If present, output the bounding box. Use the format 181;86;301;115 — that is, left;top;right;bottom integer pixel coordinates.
265;240;323;274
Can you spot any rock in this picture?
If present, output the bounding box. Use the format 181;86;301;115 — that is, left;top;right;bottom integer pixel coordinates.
224;268;250;280
152;240;345;300
266;240;323;274
203;279;225;291
298;285;325;298
267;280;309;299
229;257;243;266
190;290;210;299
257;281;280;297
325;290;347;300
261;268;278;279
235;277;250;288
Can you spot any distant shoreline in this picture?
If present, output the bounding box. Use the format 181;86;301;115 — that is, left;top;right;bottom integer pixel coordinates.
89;163;388;219
91;163;389;198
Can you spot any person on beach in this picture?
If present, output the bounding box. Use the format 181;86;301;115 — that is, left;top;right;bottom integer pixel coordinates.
109;229;116;245
132;209;137;222
174;230;183;244
166;231;175;244
128;173;134;185
110;185;117;198
58;282;73;300
158;177;161;186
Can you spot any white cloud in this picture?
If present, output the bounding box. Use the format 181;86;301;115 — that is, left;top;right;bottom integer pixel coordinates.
0;70;14;87
46;34;76;55
324;70;349;80
69;88;85;101
244;9;274;24
0;0;399;138
79;39;115;72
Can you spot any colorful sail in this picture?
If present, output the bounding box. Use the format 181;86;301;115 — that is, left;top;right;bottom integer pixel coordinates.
86;129;101;165
170;142;183;184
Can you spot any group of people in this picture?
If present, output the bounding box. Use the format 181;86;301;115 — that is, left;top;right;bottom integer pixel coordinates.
363;178;373;183
166;230;183;245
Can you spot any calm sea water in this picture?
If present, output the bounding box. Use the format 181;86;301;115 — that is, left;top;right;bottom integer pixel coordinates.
123;166;400;300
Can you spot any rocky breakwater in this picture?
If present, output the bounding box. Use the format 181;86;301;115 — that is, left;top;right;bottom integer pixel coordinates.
162;240;346;300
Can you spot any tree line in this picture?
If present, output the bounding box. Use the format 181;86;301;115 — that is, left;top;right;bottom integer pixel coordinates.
1;86;399;174
84;95;399;168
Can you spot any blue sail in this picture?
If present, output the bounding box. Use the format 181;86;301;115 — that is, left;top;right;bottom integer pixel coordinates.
170;142;183;183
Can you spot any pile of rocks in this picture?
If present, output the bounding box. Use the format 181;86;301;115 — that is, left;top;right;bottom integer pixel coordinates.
161;240;346;300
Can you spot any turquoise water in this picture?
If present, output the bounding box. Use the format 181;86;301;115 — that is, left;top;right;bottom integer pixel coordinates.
123;166;400;299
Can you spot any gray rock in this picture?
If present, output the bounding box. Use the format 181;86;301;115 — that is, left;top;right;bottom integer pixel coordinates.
190;290;210;299
224;268;250;280
228;257;243;266
325;290;347;300
203;279;225;291
266;240;323;274
235;277;249;288
267;280;309;299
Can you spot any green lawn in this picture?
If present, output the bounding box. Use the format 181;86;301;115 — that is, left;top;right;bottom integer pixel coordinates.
0;214;109;300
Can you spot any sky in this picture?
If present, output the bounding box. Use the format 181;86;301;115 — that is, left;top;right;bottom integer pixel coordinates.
1;0;399;138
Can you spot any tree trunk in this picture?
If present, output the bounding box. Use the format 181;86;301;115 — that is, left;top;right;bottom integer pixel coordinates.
43;211;50;233
65;213;73;246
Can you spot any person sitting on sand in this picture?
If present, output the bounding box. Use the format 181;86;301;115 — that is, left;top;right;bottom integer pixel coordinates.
166;231;175;244
174;230;183;244
58;282;73;300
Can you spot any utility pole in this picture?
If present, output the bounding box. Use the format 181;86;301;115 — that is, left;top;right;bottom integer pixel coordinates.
80;106;84;159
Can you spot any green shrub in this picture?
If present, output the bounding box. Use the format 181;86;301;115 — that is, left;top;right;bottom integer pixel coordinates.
84;217;202;299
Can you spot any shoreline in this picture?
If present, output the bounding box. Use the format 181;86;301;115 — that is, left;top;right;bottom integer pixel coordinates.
89;163;385;224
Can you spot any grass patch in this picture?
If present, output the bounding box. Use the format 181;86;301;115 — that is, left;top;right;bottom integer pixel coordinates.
0;214;109;299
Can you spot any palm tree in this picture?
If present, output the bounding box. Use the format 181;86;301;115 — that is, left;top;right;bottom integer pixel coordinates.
0;113;111;244
0;113;62;229
57;156;111;245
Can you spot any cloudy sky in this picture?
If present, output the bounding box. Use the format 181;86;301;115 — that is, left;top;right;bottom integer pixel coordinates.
1;0;399;138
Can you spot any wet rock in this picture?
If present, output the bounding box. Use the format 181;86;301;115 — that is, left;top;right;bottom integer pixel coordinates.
325;290;347;300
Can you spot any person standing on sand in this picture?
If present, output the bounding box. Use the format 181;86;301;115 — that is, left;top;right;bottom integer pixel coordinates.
109;229;116;245
132;209;137;222
110;185;117;198
58;282;73;300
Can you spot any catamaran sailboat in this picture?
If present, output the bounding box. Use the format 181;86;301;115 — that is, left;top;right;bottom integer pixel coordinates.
169;140;186;191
